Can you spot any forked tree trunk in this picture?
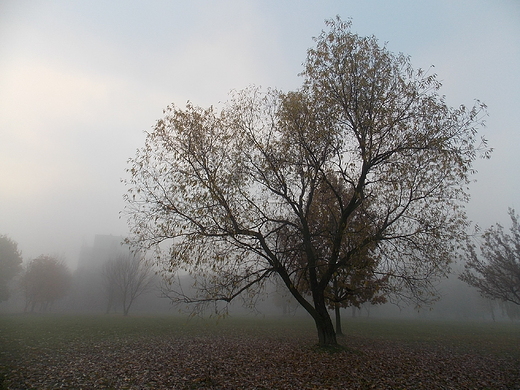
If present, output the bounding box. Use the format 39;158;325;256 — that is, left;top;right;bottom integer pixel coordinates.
278;270;338;346
312;291;338;346
314;311;338;346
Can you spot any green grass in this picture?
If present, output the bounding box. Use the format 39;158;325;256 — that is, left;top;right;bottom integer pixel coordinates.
0;314;312;358
343;317;520;357
0;314;518;361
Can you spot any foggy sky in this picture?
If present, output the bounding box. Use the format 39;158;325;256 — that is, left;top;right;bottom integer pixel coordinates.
1;0;519;268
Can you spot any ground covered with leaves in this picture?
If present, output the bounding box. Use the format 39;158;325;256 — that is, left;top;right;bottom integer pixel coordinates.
1;315;519;389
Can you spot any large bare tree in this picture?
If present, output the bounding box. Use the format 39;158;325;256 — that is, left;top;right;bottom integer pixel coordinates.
460;208;520;305
125;18;489;346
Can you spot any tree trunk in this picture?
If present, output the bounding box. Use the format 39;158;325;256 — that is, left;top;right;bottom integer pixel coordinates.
312;291;338;346
105;289;114;314
314;311;338;346
122;290;129;316
123;296;133;316
334;305;343;336
275;267;338;346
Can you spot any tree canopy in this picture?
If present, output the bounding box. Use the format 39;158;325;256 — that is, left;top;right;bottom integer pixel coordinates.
460;208;520;305
20;255;71;312
125;18;488;346
0;234;23;302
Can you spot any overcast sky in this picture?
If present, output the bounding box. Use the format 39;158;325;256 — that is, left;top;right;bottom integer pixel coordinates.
1;0;519;268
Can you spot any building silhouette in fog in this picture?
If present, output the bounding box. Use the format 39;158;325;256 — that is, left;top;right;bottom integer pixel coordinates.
77;234;131;271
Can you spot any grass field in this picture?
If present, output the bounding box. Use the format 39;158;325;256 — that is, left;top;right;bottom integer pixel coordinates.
1;314;519;389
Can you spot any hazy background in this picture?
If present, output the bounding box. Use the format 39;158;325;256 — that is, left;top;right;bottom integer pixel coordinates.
1;0;519;269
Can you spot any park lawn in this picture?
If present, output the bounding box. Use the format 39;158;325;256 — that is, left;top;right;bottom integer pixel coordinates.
0;314;519;389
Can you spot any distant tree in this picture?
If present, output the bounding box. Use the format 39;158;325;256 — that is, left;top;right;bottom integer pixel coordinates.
500;300;520;321
460;208;520;306
102;253;155;315
328;264;387;335
20;255;71;312
125;18;489;346
271;278;299;315
0;235;23;302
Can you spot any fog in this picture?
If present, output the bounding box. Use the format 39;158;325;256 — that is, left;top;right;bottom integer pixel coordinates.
1;1;519;321
1;1;519;267
0;234;517;324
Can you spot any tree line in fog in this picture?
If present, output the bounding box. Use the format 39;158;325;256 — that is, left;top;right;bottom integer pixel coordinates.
1;230;519;323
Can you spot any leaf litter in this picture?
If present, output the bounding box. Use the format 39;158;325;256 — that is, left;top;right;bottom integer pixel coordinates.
2;327;519;390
